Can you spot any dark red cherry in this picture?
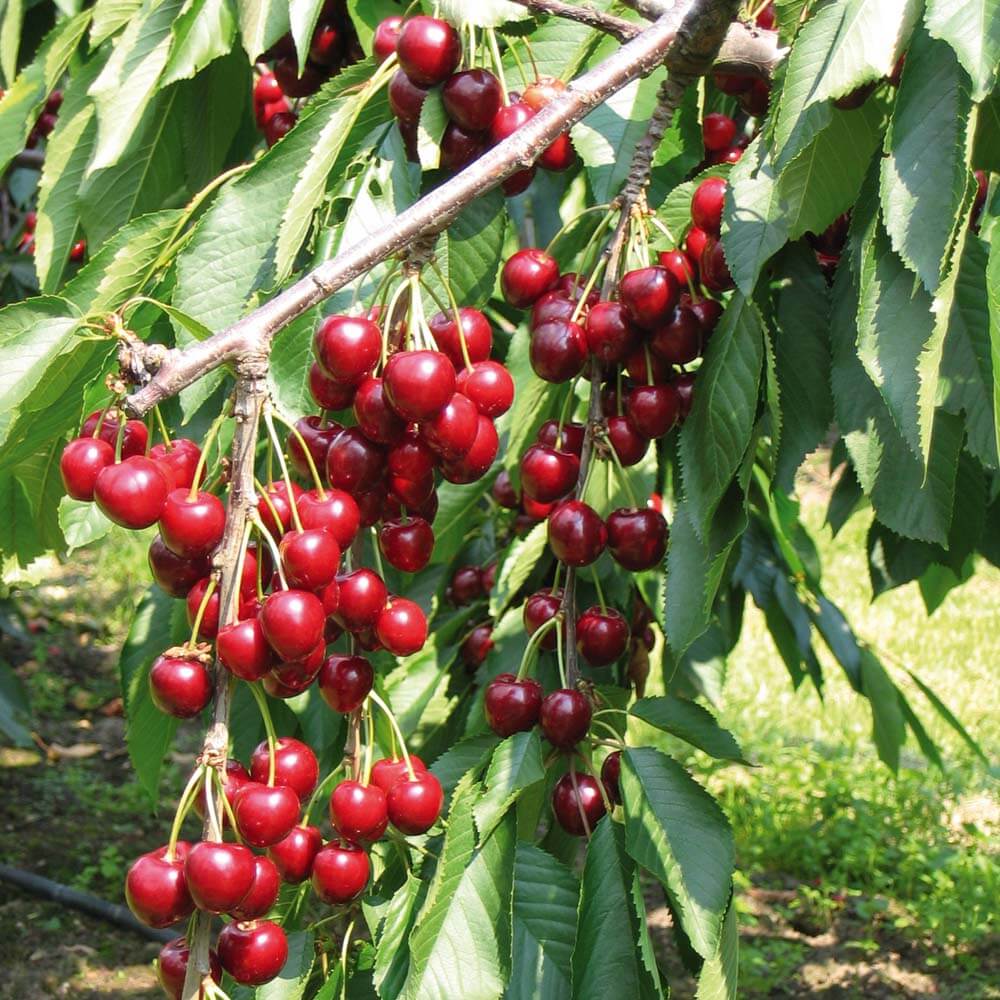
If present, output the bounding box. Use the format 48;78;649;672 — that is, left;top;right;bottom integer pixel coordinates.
548;500;606;567
254;72;283;104
531;291;576;329
755;1;776;29
185;577;220;639
606;507;669;570
260;589;325;661
537;420;585;456
442;69;503;131
396;15;461;85
125;845;193;928
619;266;679;330
624;345;673;385
490;100;535;144
233;782;300;848
650;305;702;365
313;315;381;384
279;528;340;591
485;673;543;736
492;469;519;509
520;444;579;503
388;470;435;508
194;759;249;825
675;372;696;419
82;409;148;458
449;565;485;605
94;456;170;529
330;780;388;842
273;57;325;99
375;597;427;656
585;301;637;363
530;320;589;383
686;226;709;263
318;653;373;712
688;297;723;338
269;642;324;692
502;165;536;196
523;589;564;650
460;624;494;667
456;361;515;418
388;433;436;481
149;655;211;718
264;110;297;147
288;416;337;480
150;438;202;492
501;248;559;308
606;414;649;467
298;488;361;549
702;112;736;151
576;606;630;666
250;737;319;800
229;855;281;920
185;841;256;913
321;577;340;617
691;177;727;236
552;772;606;835
60;437;114;500
311;841;370;904
625;383;681;439
540;688;592;748
257;481;302;537
159;489;225;559
420;392;479;459
335;569;387;631
658;248;697;288
439;416;498;483
387;772;443;834
268;824;322;883
218;920;288;986
309;362;356;410
429;307;492;368
601;750;622;804
156;937;221;1000
700;237;735;292
148;536;210;598
374;16;403;62
554;273;599;308
325;427;385;495
389;69;429;124
440;122;487;171
384;350;456;421
539;131;575;171
379;517;434;573
309;22;342;66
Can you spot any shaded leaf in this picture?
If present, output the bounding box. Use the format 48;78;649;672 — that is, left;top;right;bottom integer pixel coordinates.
925;0;1000;100
859;650;905;771
473;731;545;841
631;697;749;764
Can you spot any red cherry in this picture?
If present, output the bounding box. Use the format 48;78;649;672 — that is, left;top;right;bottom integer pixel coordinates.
619;266;679;330
520;444;580;503
460;624;494;667
194;759;249;825
492;469;519;509
309;362;356;410
60;437;114;500
230;855;281;920
256;96;289;128
309;22;341;65
298;488;361;549
502;248;559;308
531;293;576;334
159;489;225;559
313;315;381;384
658;249;697;288
352;377;406;444
756;1;776;29
700;237;734;292
185;579;220;640
388;471;434;509
449;565;485;605
523;76;567;109
552;772;606;835
150;438;202;492
388;433;436;481
439;415;498;483
625;383;680;439
218;920;288;986
540;688;592;748
374;16;403;62
650;305;702;365
623;345;674;385
530;320;589;383
82;410;148;457
389;69;429;124
455;361;514;418
148;536;210;598
335;569;387;631
539;132;576;171
375;597;427;656
279;528;340;591
384;349;457;422
318;653;373;712
537;420;585;456
233;782;300;848
585;302;637;364
149;655;211;718
288;416;337;480
125;845;193;928
265;110;297;146
485;673;543;736
675;372;696;420
250;737;319;800
268;824;322;883
370;755;427;794
490;100;536;144
254;72;283;104
601;750;622;803
257;481;302;538
439;122;486;171
94;456;170;529
702;112;737;152
325;427;385;495
547;500;607;567
691;177;727;237
260;589;325;661
606;507;669;570
685;226;710;265
576;606;630;666
710;144;745;165
502;165;536;196
311;841;371;903
429;308;492;368
396;16;461;86
420;392;479;459
330;780;388;841
442;69;503;131
387;772;443;834
185;841;256;913
523;589;564;651
156;937;221;1000
714;72;753;95
273;56;326;99
379;517;434;573
607;414;649;467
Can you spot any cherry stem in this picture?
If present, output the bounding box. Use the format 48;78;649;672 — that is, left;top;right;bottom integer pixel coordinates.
270;407;327;499
187;407;229;502
188;576;218;647
248;682;279;786
340;919;355;1000
430;260;474;371
569;258;607;326
486;28;510;105
367;690;416;780
369;526;388;581
166;765;207;861
555;610;569;688
304;760;346;823
556;379;579;441
382;279;411;365
113;416;126;463
153;406;173;447
568;760;593;839
543;204;614;257
250;508;288;590
507;34;530;86
601;429;642;507
577;744;615;815
213;767;244;842
591;717;625;743
263;409;303;532
589;566;608;612
362;705;375;785
203;766;223;842
230;521;253;621
515;615;559;680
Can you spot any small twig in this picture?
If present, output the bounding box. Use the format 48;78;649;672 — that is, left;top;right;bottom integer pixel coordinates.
507;0;640;41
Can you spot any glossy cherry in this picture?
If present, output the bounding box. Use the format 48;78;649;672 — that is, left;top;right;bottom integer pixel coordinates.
658;248;697;288
159;489;225;559
335;568;387;631
313;315;381;383
260;589;325;661
370;754;427;794
439;415;498;483
501;249;559;308
523;589;564;650
374;16;403;62
257;481;302;537
268;824;322;883
702;112;736;152
379;516;434;573
325;427;385;495
607;414;649;466
94;456;170;529
530;320;589;383
537;420;586;456
194;759;249;825
460;624;494;667
626;383;681;439
547;500;607;567
82;410;148;457
601;750;622;804
185;841;256;913
490;100;535;144
330;780;388;841
619;266;679;329
230;855;281;920
442;69;503;132
606;507;669;571
455;361;515;418
352;376;406;444
309;362;356;410
689;297;723;338
650;305;701;365
429;307;492;368
388;69;429;123
552;772;606;835
576;606;630;666
532;291;576;329
384;350;456;422
250;737;319;800
523;75;566;109
218;920;289;986
150;438;202;491
148;537;210;598
156;937;221;1000
298;488;361;549
686;225;710;265
420;392;478;459
279;528;340;591
311;841;371;904
375;597;427;655
125;844;193;928
60;437;114;501
539;132;576;171
387;771;444;834
520;444;579;503
691;176;727;236
396;15;461;86
492;469;519;509
700;237;734;292
149;655;211;718
233;782;301;848
485;673;543;736
540;688;592;748
585;301;637;363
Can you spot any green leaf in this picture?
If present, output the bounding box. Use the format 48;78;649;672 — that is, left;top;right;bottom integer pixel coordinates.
430;471;497;565
655;164;732;246
119;586;188;802
430;734;499;798
896;688;945;770
695;897;739;1000
678;293;764;538
58;495;113;552
257;930;315;1000
473;731;545;841
505;845;577;1000
0;11;91;175
374;874;427;998
489;522;548;620
985;233;1000;464
346;0;406;56
905;668;990;763
289;0;324;71
416;87;448;172
925;0;1000;100
0;661;31;747
621;747;735;960
90;0;142;45
880;30;973;293
0;473;41;566
160;0;237;85
859;649;905;771
12;439;65;555
867;520;934;595
437;188;509;310
631;697;750;764
236;0;290;60
438;0;531;28
0;0;24;89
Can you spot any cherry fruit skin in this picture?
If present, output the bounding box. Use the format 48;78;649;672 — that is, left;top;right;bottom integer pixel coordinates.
233;782;301;848
702;112;736;152
156;937;221;1000
537;420;585;457
230;855;282;920
148;536;210;598
379;517;434;573
319;653;374;712
650;305;702;365
159;489;225;559
94;456;170;529
370;754;427;794
520;444;580;503
585;301;637;364
461;624;494;667
309;362;356;410
387;772;444;834
374;16;403;62
376;597;428;656
547;500;607;567
626;383;680;439
250;737;319;800
149;655;211;718
689;297;723;338
186;577;220;639
429;307;492;368
218;920;289;986
257;481;302;537
607;414;649;467
353;376;407;444
601;750;622;803
279;528;340;591
150;438;202;491
439;415;498;483
254;72;283;104
268;824;322;883
330;780;388;841
60;437;114;501
125;844;193;928
552;773;606;835
184;841;256;913
82;410;148;457
501;249;559;308
442;69;503;132
396;15;461;86
530;320;589;383
540;688;592;749
420;392;479;460
700;237;735;293
260;589;325;661
384;350;456;422
490;100;535;144
335;568;388;631
523;589;564;650
576;607;630;666
288;416;337;481
326;427;386;496
606;507;669;571
388;434;437;481
298;488;361;549
691;177;727;236
532;291;576;329
485;673;543;736
658;248;697;288
194;759;248;825
539;131;576;171
619;266;679;330
312;841;371;904
313;315;381;384
389;70;429;124
456;361;515;418
686;226;709;264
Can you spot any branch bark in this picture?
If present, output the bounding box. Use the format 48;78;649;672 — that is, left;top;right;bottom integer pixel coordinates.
507;0;639;40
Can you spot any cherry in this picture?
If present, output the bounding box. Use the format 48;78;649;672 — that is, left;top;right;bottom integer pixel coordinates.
686;225;709;264
691;177;727;236
148;537;210;598
309;22;341;65
548;500;606;566
250;737;319;800
490;100;535;144
576;606;630;665
288;416;337;480
601;750;622;804
552;772;606;835
318;654;373;713
502;165;537;196
439;415;498;483
702;112;736;152
82;410;148;457
658;248;697;288
273;57;326;99
376;597;427;655
374;16;403;62
710;144;745;165
619;266;679;330
256;96;289;128
388;471;434;508
482;561;497;590
554;273;600;307
94;456;170;529
501;249;559;308
485;673;543;736
688;296;723;338
624;344;673;385
325;427;385;495
540;688;592;748
60;437;114;500
755;1;776;29
254;72;283;104
460;624;494;667
449;565;485;605
523;589;564;650
389;69;429;124
335;569;387;631
530;320;589;383
309;362;356;410
607;415;650;466
443;69;503;132
520;444;580;503
279;528;340;591
230;855;281;920
714;71;752;95
312;841;371;904
149;655;211;718
330;780;388;841
539;132;576;171
439;125;484;172
257;481;302;537
429;307;492;368
313;315;381;384
606;507;668;570
150;438;202;492
159;489;225;559
218;920;288;986
585;301;637;364
420;392;479;459
537;420;585;456
523;495;555;521
125;844;193;928
260;589;325;661
700;237;735;292
321;578;340;618
523;76;566;109
396;15;461;85
353;376;406;444
492;470;519;509
455;361;515;418
649;305;701;365
233;782;300;848
625;383;680;439
265;110;298;146
675;372;696;419
529;294;571;332
194;759;249;825
156;937;221;1000
184;841;256;913
268;824;322;883
384;350;456;422
298;488;361;548
368;756;425;795
379;517;434;573
387;771;443;834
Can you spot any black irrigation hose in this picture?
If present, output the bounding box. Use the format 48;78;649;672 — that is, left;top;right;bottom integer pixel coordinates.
0;863;175;943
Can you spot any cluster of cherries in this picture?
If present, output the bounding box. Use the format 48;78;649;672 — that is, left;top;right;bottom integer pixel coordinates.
19;87;63;149
701;112;747;167
15;209;85;261
713;2;775;116
377;13;574;187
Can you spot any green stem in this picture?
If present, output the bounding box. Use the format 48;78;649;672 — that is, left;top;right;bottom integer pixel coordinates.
167;766;206;861
188;577;217;646
515;615;559;680
589;566;607;612
248;683;279;786
367;690;416;780
270;407;327;498
188;407;229;501
263;409;303;531
153;405;173;447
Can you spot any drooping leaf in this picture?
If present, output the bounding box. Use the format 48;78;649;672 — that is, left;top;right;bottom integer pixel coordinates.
430;471;498;565
0;0;24;88
489;522;548;620
236;0;290;61
473;731;546;841
58;495;113;552
256;930;315;1000
924;0;1000;101
630;697;750;764
906;668;990;763
0;661;32;747
858;649;906;772
160;0;237;85
984;232;1000;462
695;896;739;1000
289;0;324;71
90;0;142;45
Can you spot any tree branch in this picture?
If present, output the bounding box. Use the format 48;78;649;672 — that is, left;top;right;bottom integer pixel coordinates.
507;0;639;41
